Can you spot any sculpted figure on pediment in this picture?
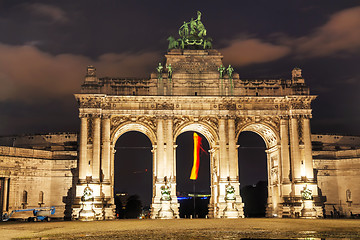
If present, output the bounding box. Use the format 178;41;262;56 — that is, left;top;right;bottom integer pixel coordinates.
173;116;191;130
110;116;130;131
137;116;157;132
199;116;219;130
81;97;101;108
87;118;93;144
156;102;174;110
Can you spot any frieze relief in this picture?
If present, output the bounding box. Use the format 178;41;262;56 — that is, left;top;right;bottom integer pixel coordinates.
290;99;311;109
171;61;218;73
79;97;102;108
87;118;93;144
199;116;219;130
110;116;130;132
101;101;111;110
298;116;304;144
219;101;236;110
157;102;174;110
235;116;280;134
173;116;191;130
270;167;279;185
137;116;157;132
110;115;157;133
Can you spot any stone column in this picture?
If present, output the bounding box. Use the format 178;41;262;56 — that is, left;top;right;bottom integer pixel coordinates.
280;117;291;183
156;118;165;179
228;118;237;179
265;149;273;216
289;115;301;180
303;115;314;180
219;118;229;178
2;177;9;212
166;118;173;179
110;145;115;187
92;116;101;182
152;145;157;186
101;116;111;183
79;115;88;181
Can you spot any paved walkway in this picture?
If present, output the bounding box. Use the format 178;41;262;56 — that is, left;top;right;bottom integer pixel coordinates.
1;218;360;239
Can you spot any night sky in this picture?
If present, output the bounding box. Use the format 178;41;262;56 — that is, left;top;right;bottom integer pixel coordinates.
0;1;360;205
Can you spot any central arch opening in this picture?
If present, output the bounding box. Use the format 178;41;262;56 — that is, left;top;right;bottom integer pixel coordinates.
114;131;152;219
238;131;268;217
176;131;210;218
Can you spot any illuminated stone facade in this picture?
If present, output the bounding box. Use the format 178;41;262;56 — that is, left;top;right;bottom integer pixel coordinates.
0;133;77;219
72;49;323;219
312;134;360;217
1;132;359;219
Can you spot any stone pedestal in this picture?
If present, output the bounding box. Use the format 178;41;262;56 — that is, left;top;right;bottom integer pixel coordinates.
301;200;317;218
158;200;174;219
79;202;96;221
223;200;239;218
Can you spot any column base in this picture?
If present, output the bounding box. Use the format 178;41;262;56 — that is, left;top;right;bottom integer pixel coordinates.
158;201;174;219
151;201;179;219
300;200;317;219
78;202;96;221
222;200;244;218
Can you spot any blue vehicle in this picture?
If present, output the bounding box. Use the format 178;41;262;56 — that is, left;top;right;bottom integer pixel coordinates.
2;207;55;222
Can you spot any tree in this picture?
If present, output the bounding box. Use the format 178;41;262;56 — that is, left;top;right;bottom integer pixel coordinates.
125;195;142;219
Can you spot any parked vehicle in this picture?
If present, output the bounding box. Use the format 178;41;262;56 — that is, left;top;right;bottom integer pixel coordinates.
2;207;55;222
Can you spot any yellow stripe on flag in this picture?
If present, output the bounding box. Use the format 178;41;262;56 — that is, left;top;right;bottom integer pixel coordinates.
190;132;201;180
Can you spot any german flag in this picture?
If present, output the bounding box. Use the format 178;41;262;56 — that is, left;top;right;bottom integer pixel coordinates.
190;132;202;180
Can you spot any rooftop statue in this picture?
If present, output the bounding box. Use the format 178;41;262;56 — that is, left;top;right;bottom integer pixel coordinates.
156;63;164;79
227;65;234;79
168;11;213;50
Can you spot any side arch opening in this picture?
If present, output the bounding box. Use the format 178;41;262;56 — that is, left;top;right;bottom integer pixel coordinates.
111;122;156;219
237;123;280;218
176;131;210;218
238;131;267;217
174;122;218;218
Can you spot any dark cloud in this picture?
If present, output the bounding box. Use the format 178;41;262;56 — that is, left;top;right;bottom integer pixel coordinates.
25;3;69;23
0;43;161;101
219;38;290;66
0;1;359;137
220;6;360;67
294;6;360;57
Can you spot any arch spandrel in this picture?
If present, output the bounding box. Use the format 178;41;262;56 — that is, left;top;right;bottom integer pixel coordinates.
173;122;219;148
111;122;157;146
236;122;280;149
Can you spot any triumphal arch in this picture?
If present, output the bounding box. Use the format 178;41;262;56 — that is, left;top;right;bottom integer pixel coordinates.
72;12;323;220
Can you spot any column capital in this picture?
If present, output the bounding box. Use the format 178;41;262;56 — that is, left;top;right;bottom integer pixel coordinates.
156;115;167;120
102;114;111;119
289;114;301;119
166;117;174;122
88;113;101;119
218;115;228;120
279;115;289;120
79;113;90;118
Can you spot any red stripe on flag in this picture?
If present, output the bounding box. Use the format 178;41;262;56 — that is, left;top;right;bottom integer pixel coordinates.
190;132;201;180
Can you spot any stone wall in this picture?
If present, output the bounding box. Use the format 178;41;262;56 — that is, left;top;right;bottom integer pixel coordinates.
0;145;77;219
0;132;78;151
312;134;360;217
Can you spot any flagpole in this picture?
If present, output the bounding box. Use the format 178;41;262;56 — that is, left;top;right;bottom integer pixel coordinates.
193;180;196;218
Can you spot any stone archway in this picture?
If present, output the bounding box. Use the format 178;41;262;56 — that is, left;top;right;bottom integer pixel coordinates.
173;122;219;218
174;122;218;148
237;123;281;217
110;122;156;214
72;48;324;220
